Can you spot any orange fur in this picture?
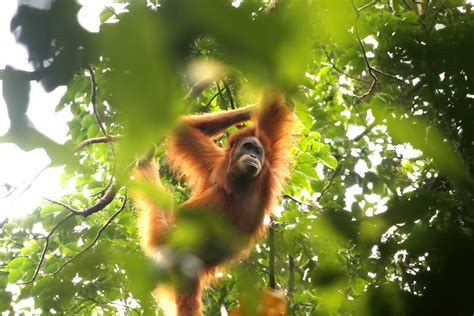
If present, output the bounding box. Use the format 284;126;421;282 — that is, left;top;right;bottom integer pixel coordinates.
133;94;296;315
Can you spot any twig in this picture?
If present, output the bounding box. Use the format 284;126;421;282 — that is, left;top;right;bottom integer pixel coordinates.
350;2;378;99
43;185;118;217
357;0;377;12
354;31;377;99
427;1;447;36
14;164;51;199
82;296;140;314
268;221;276;289
20;213;75;285
282;194;321;211
371;67;404;82
206;91;220;108
317;123;374;202
216;82;225;102
353;123;375;142
317;163;344;202
87;66;107;136
50;194;128;276
322;47;370;83
222;80;236;110
75;135;121;151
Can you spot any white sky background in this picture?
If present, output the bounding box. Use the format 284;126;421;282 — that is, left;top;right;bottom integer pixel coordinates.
0;1;108;222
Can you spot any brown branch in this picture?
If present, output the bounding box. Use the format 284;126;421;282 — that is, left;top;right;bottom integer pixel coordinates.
282;194;322;211
74;135;121;151
268;221;276;289
43;185;118;217
222;80;236;110
51;194;128;276
371;67;404;82
353;123;376;142
353;30;378;99
317;163;344;202
350;2;378;100
20;213;75;285
87;66;107;136
322;47;370;83
206;91;220;108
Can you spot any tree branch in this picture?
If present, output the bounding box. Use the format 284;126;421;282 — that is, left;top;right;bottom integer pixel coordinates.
43;185;118;217
322;47;370;83
222;80;236;110
87;66;108;136
51;194;128;276
20;213;75;285
74;135;121;151
268;221;276;289
206;91;220;108
282;194;322;211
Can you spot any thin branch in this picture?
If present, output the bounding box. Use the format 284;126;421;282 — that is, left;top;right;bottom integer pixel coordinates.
322;47;370;83
14;164;51;199
282;194;322;211
216;82;225;102
82;296;140;314
317;123;374;202
371;67;404;82
222;80;236;110
353;123;375;142
357;0;377;12
75;135;121;151
43;185;118;217
317;163;344;202
206;91;220;108
427;1;447;36
20;213;75;285
87;66;107;136
268;221;276;289
51;194;128;276
351;10;378;99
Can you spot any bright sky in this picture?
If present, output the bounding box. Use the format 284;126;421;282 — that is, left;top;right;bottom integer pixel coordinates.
0;1;111;222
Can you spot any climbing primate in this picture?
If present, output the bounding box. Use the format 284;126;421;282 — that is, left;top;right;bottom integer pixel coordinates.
133;94;295;315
